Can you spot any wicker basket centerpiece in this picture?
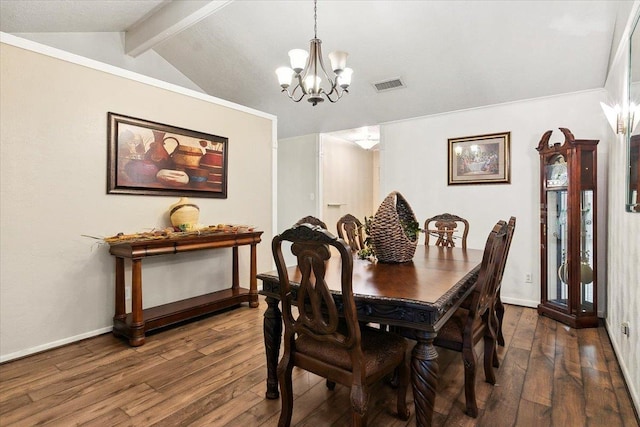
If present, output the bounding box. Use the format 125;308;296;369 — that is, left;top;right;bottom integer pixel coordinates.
371;191;420;263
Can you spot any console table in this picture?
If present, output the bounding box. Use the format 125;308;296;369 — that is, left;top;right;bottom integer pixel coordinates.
108;230;262;346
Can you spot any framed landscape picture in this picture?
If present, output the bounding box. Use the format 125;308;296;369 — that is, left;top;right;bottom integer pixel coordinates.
107;112;228;198
448;131;511;185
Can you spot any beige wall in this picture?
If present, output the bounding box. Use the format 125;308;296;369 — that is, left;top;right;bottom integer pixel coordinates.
0;38;275;360
321;135;374;233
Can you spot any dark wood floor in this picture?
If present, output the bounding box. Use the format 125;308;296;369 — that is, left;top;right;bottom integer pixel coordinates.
0;298;637;426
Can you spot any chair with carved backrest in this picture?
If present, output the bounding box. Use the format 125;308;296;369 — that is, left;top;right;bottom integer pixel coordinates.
273;224;410;427
337;214;365;252
424;213;469;249
492;216;516;348
295;215;327;229
432;219;508;418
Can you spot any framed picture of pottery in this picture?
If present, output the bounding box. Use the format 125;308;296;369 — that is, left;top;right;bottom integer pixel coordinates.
448;131;511;185
107;112;228;198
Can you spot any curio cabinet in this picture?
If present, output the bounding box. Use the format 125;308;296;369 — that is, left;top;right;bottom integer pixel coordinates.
536;128;598;328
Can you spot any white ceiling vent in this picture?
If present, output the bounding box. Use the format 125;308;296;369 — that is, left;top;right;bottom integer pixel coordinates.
372;77;406;92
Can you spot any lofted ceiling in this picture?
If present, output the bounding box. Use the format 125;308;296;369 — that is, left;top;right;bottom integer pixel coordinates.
0;1;630;142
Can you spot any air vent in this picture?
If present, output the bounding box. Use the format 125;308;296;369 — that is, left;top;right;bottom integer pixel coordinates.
372;77;406;92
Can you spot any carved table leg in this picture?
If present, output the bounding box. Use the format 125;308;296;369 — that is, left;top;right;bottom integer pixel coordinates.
263;295;282;399
411;330;439;427
114;257;126;324
249;243;259;308
129;259;145;347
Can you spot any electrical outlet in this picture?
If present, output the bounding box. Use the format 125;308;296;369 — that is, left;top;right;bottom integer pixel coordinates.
525;273;532;283
621;322;630;336
125;287;131;300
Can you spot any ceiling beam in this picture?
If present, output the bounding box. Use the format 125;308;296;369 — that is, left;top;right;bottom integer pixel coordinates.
125;0;233;57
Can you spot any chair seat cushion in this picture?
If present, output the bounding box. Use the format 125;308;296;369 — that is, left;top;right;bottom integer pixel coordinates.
435;306;487;352
296;326;407;374
434;307;468;351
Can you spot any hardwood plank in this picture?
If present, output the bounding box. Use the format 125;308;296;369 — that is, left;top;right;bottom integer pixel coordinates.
477;347;529;427
123;342;267;424
520;315;556;406
295;385;350;426
582;366;624;425
552;322;587;426
261;378;340;426
186;390;264;427
80;408;132;426
148;364;268;426
40;383;153;426
514;398;551;426
598;326;640;427
0;393;31;416
510;307;537;350
477;308;537;427
578;327;608;372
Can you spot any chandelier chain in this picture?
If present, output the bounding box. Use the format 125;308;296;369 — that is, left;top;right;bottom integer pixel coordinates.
313;0;317;39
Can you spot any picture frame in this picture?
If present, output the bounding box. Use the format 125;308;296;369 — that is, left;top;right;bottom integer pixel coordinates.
448;131;511;185
107;112;228;198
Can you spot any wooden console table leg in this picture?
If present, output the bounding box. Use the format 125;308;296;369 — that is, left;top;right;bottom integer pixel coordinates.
263;295;282;399
249;243;259;308
129;259;145;347
114;257;126;324
411;330;439;427
232;246;239;291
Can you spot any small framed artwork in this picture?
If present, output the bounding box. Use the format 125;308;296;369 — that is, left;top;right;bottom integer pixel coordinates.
448;131;511;185
107;112;228;198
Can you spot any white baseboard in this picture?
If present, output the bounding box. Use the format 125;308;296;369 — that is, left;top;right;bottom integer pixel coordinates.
501;296;538;308
605;319;640;417
0;326;113;363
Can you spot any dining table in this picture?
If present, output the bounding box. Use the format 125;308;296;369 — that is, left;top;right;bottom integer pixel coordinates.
258;244;483;427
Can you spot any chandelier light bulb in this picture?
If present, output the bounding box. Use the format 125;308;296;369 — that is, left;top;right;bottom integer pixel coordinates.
304;75;321;94
276;67;295;88
339;68;353;88
288;49;309;74
328;51;348;73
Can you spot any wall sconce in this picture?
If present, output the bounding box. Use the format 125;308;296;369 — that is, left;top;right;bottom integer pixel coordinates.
630;102;640;133
600;102;625;134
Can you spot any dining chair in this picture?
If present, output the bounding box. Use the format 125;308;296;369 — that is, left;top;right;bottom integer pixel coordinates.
432;219;508;418
493;216;516;348
424;213;469;249
295;215;327;229
336;213;365;251
272;224;410;427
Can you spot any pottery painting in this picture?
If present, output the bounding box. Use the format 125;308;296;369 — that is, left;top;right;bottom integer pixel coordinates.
108;113;228;198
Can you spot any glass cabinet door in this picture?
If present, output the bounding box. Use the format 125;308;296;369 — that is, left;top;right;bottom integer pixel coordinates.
546;189;568;310
579;190;595;312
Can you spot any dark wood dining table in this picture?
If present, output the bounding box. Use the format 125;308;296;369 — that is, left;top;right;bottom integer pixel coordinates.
258;245;483;427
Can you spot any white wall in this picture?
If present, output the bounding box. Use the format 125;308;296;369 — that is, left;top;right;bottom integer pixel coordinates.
0;35;276;361
602;3;640;413
13;32;204;93
379;90;610;309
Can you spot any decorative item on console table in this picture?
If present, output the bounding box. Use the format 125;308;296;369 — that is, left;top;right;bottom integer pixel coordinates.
169;197;200;231
370;191;421;263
